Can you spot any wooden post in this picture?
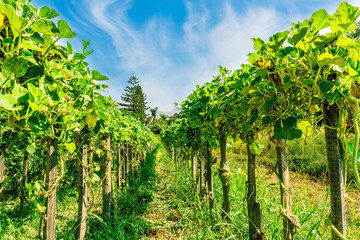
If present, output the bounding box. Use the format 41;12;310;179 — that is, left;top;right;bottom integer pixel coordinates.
200;157;206;196
0;143;5;188
116;143;122;189
122;142;127;186
247;142;264;239
102;135;112;218
192;151;197;185
75;134;89;240
206;145;214;211
324;101;346;239
219;127;230;221
43;138;58;240
276;139;296;239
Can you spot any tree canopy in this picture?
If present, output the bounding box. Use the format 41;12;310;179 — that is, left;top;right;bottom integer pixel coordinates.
118;75;149;123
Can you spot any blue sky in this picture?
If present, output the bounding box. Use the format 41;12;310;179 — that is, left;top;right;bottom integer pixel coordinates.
31;0;359;111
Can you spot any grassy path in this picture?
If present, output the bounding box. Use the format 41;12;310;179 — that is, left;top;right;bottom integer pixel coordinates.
141;146;198;239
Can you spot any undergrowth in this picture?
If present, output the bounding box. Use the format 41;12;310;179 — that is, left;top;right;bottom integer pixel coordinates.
1;143;359;239
163;146;360;239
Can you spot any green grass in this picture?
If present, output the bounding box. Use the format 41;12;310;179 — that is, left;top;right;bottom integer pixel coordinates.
0;144;160;240
163;149;360;239
1;142;359;239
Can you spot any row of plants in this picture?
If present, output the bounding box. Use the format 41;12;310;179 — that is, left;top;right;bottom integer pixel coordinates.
0;0;156;239
162;2;360;239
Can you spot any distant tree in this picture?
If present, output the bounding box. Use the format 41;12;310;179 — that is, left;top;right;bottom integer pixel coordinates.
118;75;149;123
150;107;158;123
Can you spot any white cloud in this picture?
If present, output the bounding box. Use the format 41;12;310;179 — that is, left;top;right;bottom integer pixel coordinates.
75;0;360;111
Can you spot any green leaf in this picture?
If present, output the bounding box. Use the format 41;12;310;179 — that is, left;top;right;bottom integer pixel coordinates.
31;19;57;35
263;98;274;111
22;39;42;51
252;37;265;51
67;41;73;54
279;47;297;58
0;94;17;110
58;20;76;39
2;56;30;77
39;7;60;19
65;142;76;153
319;80;341;102
92;173;100;182
347;57;360;77
274;116;302;140
218;66;227;76
328;2;360;35
303;79;314;85
317;52;345;68
36;203;46;213
85;110;98;130
288;21;309;46
262;116;272;125
249;142;263;155
268;30;289;51
0;4;29;38
26;144;36;155
91;70;109;81
28;115;50;132
247;52;262;64
29;101;47;111
3;38;15;44
309;9;330;33
336;36;360;58
248;96;262;105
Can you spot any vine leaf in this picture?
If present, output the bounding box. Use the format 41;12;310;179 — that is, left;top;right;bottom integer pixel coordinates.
85;110;99;130
249;142;263;155
65;142;76;153
274;116;302;140
39;7;60;19
0;3;29;38
2;56;30;78
91;70;109;81
0;94;18;110
58;20;76;39
328;2;360;34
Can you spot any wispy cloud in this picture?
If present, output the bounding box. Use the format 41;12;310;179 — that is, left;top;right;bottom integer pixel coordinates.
72;0;360;111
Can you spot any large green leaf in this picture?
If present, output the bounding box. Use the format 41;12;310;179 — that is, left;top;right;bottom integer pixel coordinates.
317;52;345;68
247;52;262;64
347;57;360;77
0;94;17;110
39;7;60;19
26;143;37;155
249;142;263;155
28;115;50;132
319;80;341;102
336;35;360;58
0;3;29;38
65;142;76;153
252;37;265;51
288;20;309;46
2;56;30;77
328;2;360;35
31;19;57;35
268;30;289;51
274;116;302;140
309;9;330;34
58;20;76;39
85;110;98;130
91;70;109;81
